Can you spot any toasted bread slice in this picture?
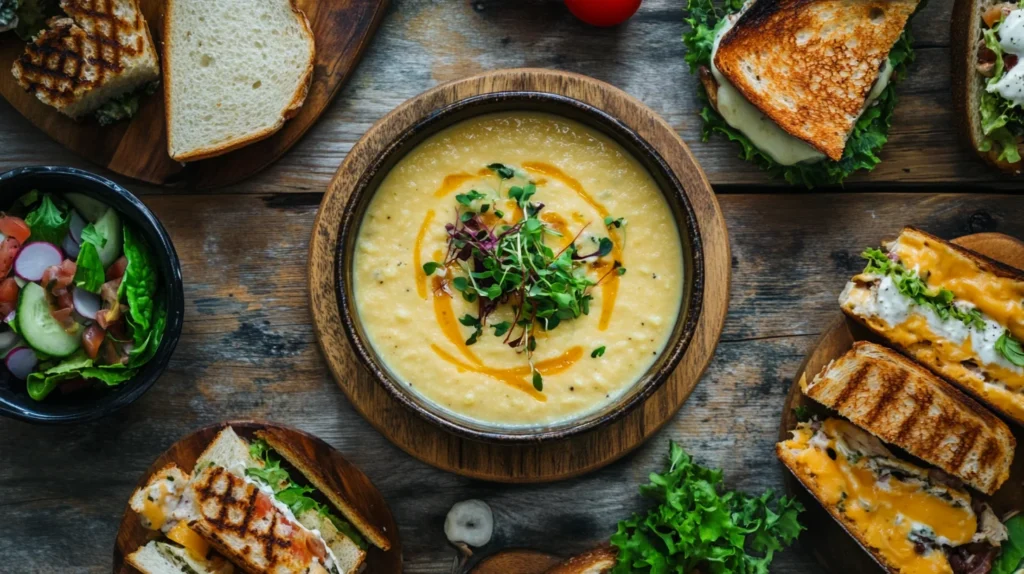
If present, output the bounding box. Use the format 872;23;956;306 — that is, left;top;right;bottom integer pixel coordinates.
257;428;391;551
777;419;976;574
840;228;1024;426
544;546;617;574
713;0;919;160
188;465;334;574
11;0;159;119
126;540;235;574
805;342;1015;494
952;0;1024;175
297;509;366;574
163;0;315;162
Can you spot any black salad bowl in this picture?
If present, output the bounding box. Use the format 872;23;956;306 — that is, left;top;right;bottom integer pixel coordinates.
0;166;184;424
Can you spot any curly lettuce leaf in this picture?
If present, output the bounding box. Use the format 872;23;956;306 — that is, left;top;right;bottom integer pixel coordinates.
25;194;70;244
611;442;803;574
26;350;139;400
683;0;916;187
73;241;105;293
122;224;157;347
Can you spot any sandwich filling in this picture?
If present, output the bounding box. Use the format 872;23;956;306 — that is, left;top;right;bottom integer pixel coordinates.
976;2;1024;165
840;236;1024;421
780;419;977;574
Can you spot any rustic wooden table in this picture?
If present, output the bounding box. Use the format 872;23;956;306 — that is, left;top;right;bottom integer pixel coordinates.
1;1;1021;572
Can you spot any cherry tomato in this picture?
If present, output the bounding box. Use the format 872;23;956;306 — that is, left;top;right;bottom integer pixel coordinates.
0;278;19;304
0;237;21;278
0;216;30;243
565;0;642;27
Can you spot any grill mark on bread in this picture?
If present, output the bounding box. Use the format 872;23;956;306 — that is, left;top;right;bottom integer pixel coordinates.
894;389;933;445
863;369;904;425
830;363;872;410
950;423;981;473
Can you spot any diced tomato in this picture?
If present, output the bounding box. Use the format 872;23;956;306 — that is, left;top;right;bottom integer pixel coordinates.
0;237;21;277
82;325;105;360
50;306;75;330
0;278;19;303
0;301;14;319
0;216;30;243
106;256;128;281
41;260;76;290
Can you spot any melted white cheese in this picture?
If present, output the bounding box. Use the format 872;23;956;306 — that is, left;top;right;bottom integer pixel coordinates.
709;17;893;166
990;10;1024;106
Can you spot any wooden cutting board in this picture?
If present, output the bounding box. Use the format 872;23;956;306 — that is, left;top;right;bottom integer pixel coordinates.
111;421;402;573
777;232;1024;573
0;0;388;189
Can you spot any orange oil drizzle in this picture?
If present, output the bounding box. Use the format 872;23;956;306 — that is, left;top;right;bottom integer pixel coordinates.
541;212;572;248
430;344;584;401
433;172;478;198
413;210;436;299
522;161;622;330
431;276;482;365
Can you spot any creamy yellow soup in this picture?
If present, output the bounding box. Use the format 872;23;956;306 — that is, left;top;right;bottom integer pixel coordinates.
353;112;684;427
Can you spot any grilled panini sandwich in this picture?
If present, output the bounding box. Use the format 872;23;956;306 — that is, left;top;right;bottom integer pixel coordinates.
778;418;1007;574
690;0;919;182
126;426;388;574
11;0;159;119
804;342;1016;494
840;227;1024;425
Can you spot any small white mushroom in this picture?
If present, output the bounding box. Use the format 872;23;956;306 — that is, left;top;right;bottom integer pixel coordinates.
444;499;494;547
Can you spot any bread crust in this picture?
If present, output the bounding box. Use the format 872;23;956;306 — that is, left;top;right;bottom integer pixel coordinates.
951;0;1023;175
164;0;316;163
901;226;1024;279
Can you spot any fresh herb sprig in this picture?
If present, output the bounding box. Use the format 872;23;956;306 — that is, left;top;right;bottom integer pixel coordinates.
996;331;1024;367
423;163;620;391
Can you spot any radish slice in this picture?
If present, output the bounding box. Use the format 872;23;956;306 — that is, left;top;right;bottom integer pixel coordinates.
14;277;25;288
4;311;14;324
5;347;37;380
14;242;63;281
0;330;17;352
69;210;86;244
72;288;101;319
62;233;81;259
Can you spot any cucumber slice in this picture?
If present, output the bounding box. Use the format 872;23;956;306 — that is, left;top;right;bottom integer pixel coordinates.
64;193;108;222
92;208;123;267
17;283;81;358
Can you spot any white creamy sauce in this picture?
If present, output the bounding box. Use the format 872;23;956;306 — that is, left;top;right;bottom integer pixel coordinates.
709;17;892;166
990;10;1024;106
852;276;1024;375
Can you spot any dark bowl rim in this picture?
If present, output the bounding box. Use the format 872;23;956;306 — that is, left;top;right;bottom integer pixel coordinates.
335;92;705;443
0;166;184;425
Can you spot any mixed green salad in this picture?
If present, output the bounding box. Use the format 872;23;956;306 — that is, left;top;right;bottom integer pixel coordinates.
0;191;166;401
977;2;1024;166
610;442;804;573
682;0;915;187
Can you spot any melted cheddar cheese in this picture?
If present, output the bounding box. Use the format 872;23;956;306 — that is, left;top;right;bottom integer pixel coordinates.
166;521;210;560
782;420;976;574
892;233;1024;341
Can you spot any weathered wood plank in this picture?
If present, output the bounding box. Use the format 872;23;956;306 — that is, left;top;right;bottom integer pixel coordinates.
0;192;1021;572
0;0;1013;190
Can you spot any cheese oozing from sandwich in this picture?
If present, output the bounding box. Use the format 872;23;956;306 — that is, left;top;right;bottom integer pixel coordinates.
840;231;1024;422
780;419;977;574
989;9;1024;106
709;13;894;166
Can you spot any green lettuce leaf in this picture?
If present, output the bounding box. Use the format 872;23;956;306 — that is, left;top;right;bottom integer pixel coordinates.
122;224;157;347
24;194;70;244
73;241;105;293
611;442;803;573
992;515;1024;574
246;439;369;550
80;223;107;248
682;0;916;187
978;26;1024;164
127;295;167;368
26;350;138;400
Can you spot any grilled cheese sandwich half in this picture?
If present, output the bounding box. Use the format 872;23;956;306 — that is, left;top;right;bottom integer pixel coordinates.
778;418;979;574
702;0;918;165
841;228;1024;425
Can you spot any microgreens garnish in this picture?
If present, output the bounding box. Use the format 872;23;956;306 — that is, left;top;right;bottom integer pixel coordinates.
591;346;606;358
432;163;622;389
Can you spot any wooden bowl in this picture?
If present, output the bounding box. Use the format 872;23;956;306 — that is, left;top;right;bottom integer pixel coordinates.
333;91;705;444
112;421;402;573
777;232;1024;573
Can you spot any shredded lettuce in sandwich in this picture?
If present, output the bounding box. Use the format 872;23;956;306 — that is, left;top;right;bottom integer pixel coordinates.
992;515;1024;574
610;442;804;573
979;6;1024;165
246;439;369;550
683;0;916;187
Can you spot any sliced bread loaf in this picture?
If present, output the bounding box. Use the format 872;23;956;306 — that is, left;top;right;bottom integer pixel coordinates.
163;0;315;162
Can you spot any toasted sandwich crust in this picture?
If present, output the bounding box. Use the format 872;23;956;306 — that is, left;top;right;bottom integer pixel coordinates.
714;0;919;161
163;0;315;162
805;341;1015;494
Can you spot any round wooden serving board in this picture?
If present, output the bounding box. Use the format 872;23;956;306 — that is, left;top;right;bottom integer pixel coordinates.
308;68;730;483
111;421;402;574
0;0;388;189
778;232;1024;574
